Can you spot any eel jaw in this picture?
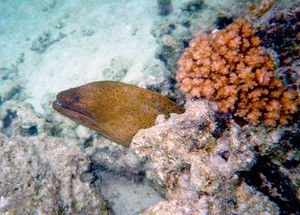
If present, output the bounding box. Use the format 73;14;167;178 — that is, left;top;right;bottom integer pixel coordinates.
52;100;95;121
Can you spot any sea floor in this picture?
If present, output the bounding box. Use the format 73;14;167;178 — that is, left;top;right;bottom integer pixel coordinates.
1;0;160;112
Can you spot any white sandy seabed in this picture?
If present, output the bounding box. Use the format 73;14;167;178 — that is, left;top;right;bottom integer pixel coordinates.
0;0;163;113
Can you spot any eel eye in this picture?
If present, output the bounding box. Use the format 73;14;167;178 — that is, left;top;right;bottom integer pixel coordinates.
72;96;79;104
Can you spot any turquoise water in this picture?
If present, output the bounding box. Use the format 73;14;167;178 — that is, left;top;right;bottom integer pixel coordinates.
0;0;299;214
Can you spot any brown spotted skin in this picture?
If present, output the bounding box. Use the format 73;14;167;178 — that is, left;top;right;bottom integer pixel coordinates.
53;81;185;147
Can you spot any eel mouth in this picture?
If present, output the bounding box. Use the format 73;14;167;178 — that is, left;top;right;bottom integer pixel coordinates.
53;100;95;120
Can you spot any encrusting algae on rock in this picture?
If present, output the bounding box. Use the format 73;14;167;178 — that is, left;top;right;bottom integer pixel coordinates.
131;100;280;214
53;81;185;147
176;18;299;127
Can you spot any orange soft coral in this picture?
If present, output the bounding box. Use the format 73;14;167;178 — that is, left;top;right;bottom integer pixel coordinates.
176;18;299;127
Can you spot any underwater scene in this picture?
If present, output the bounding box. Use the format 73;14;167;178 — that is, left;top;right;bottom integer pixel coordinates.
0;0;299;214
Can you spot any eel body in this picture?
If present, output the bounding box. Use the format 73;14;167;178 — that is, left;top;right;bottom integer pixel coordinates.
53;81;185;147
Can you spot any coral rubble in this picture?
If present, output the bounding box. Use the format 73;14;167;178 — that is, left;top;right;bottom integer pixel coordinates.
30;31;66;53
131;100;280;214
176;18;299;126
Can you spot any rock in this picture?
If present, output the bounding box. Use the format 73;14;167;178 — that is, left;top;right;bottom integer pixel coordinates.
0;101;112;214
85;136;146;181
0;133;112;215
131;99;280;214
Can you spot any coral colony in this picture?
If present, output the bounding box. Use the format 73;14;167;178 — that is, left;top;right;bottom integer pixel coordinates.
176;19;299;126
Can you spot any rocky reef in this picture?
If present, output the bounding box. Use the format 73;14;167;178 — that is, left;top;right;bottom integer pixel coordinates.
0;101;113;214
1;91;298;214
139;5;299;212
131;99;299;214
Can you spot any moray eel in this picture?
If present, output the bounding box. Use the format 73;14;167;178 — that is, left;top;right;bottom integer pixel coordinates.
53;81;185;147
